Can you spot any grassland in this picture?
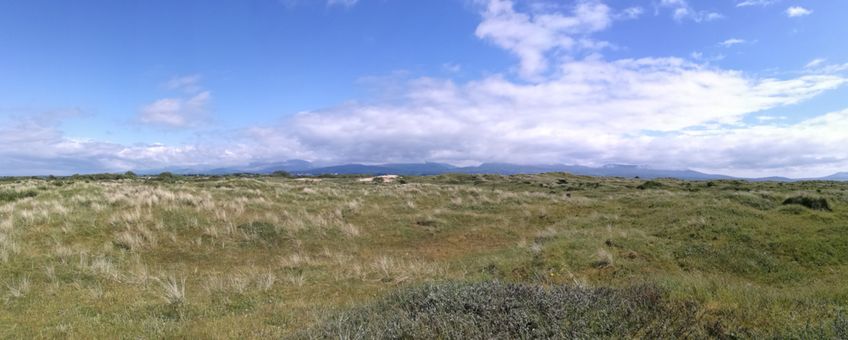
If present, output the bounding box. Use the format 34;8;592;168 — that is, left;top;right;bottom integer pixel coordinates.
0;173;847;338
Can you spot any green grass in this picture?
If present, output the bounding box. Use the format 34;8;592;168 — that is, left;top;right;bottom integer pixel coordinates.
0;174;847;338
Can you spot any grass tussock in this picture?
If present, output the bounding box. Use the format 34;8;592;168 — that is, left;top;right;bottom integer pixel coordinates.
158;276;187;305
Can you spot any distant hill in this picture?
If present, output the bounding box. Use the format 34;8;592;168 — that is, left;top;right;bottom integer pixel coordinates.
288;162;732;180
300;162;457;176
819;172;848;181
748;176;795;182
452;163;566;175
138;160;847;182
210;160;313;174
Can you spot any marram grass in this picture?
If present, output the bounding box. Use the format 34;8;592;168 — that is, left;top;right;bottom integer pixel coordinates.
0;173;847;338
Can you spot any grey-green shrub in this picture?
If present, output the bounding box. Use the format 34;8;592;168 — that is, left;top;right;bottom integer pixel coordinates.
301;281;702;339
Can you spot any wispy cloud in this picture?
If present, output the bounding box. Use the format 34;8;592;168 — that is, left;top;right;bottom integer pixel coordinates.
280;0;359;9
719;38;747;47
138;75;212;128
805;58;826;69
803;58;848;74
657;0;723;23
786;6;812;17
138;91;211;128
442;63;462;73
326;0;359;8
736;0;779;7
618;6;644;20
164;74;202;93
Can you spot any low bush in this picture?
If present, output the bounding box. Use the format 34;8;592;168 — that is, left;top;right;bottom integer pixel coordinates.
271;171;291;178
637;180;663;190
70;173;136;181
783;196;832;211
237;221;286;245
0;190;38;202
154;172;180;182
300;281;703;339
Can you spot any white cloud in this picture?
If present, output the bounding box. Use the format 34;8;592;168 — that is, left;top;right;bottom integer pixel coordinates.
279;0;359;9
11;54;844;176
327;0;358;8
658;0;723;22
786;6;812;17
165;74;202;93
475;0;612;79
138;91;212;128
703;12;723;21
442;63;462;73
805;58;826;68
618;6;644;19
802;59;848;74
736;0;779;7
755;115;785;121
0;110;260;175
719;38;746;47
138;75;213;128
666;109;848;177
267;58;844;171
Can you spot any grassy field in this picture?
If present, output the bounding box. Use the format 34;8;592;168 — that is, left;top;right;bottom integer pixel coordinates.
1;173;847;338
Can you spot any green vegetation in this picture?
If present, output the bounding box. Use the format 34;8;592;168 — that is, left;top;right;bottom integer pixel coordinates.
0;174;847;338
0;190;37;202
783;195;832;211
300;282;701;339
271;171;291;178
636;180;664;190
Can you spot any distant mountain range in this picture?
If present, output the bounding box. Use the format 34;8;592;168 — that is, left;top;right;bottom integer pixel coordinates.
820;172;848;181
140;160;848;182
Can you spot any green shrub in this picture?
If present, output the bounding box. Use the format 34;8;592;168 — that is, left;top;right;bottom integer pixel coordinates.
836;311;848;339
783;196;832;211
0;190;38;202
69;173;134;181
731;192;777;210
300;281;702;339
637;180;663;190
271;171;291;178
155;172;180;182
237;222;285;245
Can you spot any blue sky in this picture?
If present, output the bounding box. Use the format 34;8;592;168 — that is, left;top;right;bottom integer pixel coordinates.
1;0;847;177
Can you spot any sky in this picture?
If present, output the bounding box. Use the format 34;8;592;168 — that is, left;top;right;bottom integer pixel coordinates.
1;0;847;177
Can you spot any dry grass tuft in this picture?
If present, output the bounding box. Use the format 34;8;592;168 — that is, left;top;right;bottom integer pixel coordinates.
6;277;30;299
157;276;187;305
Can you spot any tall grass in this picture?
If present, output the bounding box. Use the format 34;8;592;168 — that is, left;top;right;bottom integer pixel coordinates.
0;174;846;338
